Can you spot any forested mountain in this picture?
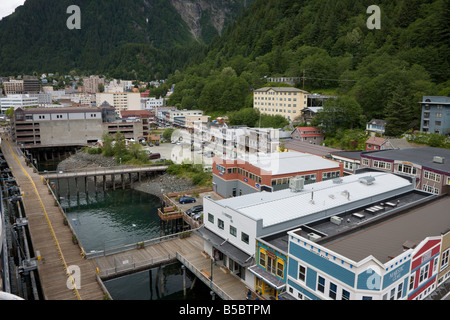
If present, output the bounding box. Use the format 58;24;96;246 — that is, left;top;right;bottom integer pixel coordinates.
166;0;449;136
0;0;251;79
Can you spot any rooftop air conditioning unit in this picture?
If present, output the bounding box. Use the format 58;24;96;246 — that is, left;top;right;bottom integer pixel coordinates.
359;176;375;185
308;233;321;242
330;216;343;225
332;178;343;184
289;176;305;192
433;156;445;164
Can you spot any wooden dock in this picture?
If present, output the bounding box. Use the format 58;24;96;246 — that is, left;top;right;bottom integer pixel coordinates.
1;137;106;300
45;165;168;179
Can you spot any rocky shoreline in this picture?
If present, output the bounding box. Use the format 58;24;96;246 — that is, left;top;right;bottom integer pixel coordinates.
56;151;196;198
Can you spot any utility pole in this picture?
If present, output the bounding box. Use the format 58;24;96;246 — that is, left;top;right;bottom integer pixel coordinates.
302;70;305;90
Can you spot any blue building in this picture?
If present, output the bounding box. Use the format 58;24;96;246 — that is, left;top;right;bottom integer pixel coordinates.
419;96;450;136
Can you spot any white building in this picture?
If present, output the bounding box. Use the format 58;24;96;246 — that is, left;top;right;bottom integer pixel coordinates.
142;97;165;110
198;171;416;290
1;94;39;113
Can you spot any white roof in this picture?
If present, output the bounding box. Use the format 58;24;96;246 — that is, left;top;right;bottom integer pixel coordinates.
243;151;340;175
216;172;412;228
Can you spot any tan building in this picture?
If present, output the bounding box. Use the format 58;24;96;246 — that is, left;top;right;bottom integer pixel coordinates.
438;230;450;288
253;87;309;122
4;80;24;95
83;76;105;94
96;92;141;114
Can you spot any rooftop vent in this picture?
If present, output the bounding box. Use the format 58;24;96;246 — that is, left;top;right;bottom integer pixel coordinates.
433;156;445;164
330;216;343;225
289;176;305;192
359;176;375;185
308;233;321;242
332;178;343;184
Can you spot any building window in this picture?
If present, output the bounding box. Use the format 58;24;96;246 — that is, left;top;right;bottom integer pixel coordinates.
419;264;429;283
397;282;403;299
362;158;369;166
298;265;306;282
317;276;325;293
241;232;249;244
342;289;350;300
409;274;415;291
374;160;392;170
259;250;266;267
218;219;224;230
441;249;449;271
329;282;337;300
397;164;417;176
208;213;214;224
230;225;237;237
424;170;441;182
277;261;284;278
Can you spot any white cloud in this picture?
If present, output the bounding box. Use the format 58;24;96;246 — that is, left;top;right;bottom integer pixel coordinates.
0;0;26;21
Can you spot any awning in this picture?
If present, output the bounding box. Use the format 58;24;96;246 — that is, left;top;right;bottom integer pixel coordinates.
194;226;254;267
248;265;285;291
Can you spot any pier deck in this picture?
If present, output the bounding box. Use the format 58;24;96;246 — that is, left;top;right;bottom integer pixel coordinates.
1;137;106;300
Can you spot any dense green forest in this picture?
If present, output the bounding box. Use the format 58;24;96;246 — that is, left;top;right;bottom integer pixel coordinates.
165;0;450;136
0;0;250;80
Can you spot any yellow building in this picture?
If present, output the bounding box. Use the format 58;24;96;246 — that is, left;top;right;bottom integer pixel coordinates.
253;87;309;122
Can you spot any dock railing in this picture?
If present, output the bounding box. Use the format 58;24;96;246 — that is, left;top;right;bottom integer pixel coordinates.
176;252;233;300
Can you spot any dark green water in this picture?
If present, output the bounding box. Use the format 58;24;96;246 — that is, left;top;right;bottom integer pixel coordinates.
51;175;211;300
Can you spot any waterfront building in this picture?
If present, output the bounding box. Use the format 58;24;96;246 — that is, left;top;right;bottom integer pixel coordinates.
284;195;449;300
199;171;419;292
360;147;450;195
12;106;107;147
212;151;343;197
419;96;450;135
253;87;309;122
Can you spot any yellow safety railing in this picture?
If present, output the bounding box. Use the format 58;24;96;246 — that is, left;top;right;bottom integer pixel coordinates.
2;135;82;300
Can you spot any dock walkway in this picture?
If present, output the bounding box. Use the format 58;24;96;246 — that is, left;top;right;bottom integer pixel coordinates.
1;136;106;300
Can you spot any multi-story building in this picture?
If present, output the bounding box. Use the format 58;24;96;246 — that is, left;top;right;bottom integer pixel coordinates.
212;151;343;197
82;76;105;94
96;92;141;114
0;94;39;113
330;151;362;175
253;87;309;122
142;97;165;110
167;109;203;127
4;80;25;95
198;171;425;294
419;96;450;135
366;119;386;137
3;76;40;95
284;195;449;300
360;147;450;195
12;107;105;147
291;126;324;145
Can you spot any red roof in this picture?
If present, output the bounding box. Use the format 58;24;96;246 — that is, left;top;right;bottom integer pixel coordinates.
365;136;386;146
120;110;153;117
294;127;323;136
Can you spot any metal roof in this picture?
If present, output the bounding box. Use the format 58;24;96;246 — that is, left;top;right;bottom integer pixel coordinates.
362;147;450;173
216;172;413;228
322;196;450;264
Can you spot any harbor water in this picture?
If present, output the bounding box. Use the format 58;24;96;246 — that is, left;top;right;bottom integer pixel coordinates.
50;174;211;300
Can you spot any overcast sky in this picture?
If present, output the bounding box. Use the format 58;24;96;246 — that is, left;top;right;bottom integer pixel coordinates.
0;0;26;21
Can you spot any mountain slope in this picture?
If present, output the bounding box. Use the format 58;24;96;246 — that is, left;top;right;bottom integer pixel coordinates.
166;0;449;134
0;0;251;78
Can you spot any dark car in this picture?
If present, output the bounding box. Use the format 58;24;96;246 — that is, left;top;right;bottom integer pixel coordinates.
186;205;203;216
148;153;161;160
179;196;196;204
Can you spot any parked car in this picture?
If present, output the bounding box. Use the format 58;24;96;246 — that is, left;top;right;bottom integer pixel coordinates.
186;205;203;216
192;211;203;221
179;196;196;204
148;153;161;160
